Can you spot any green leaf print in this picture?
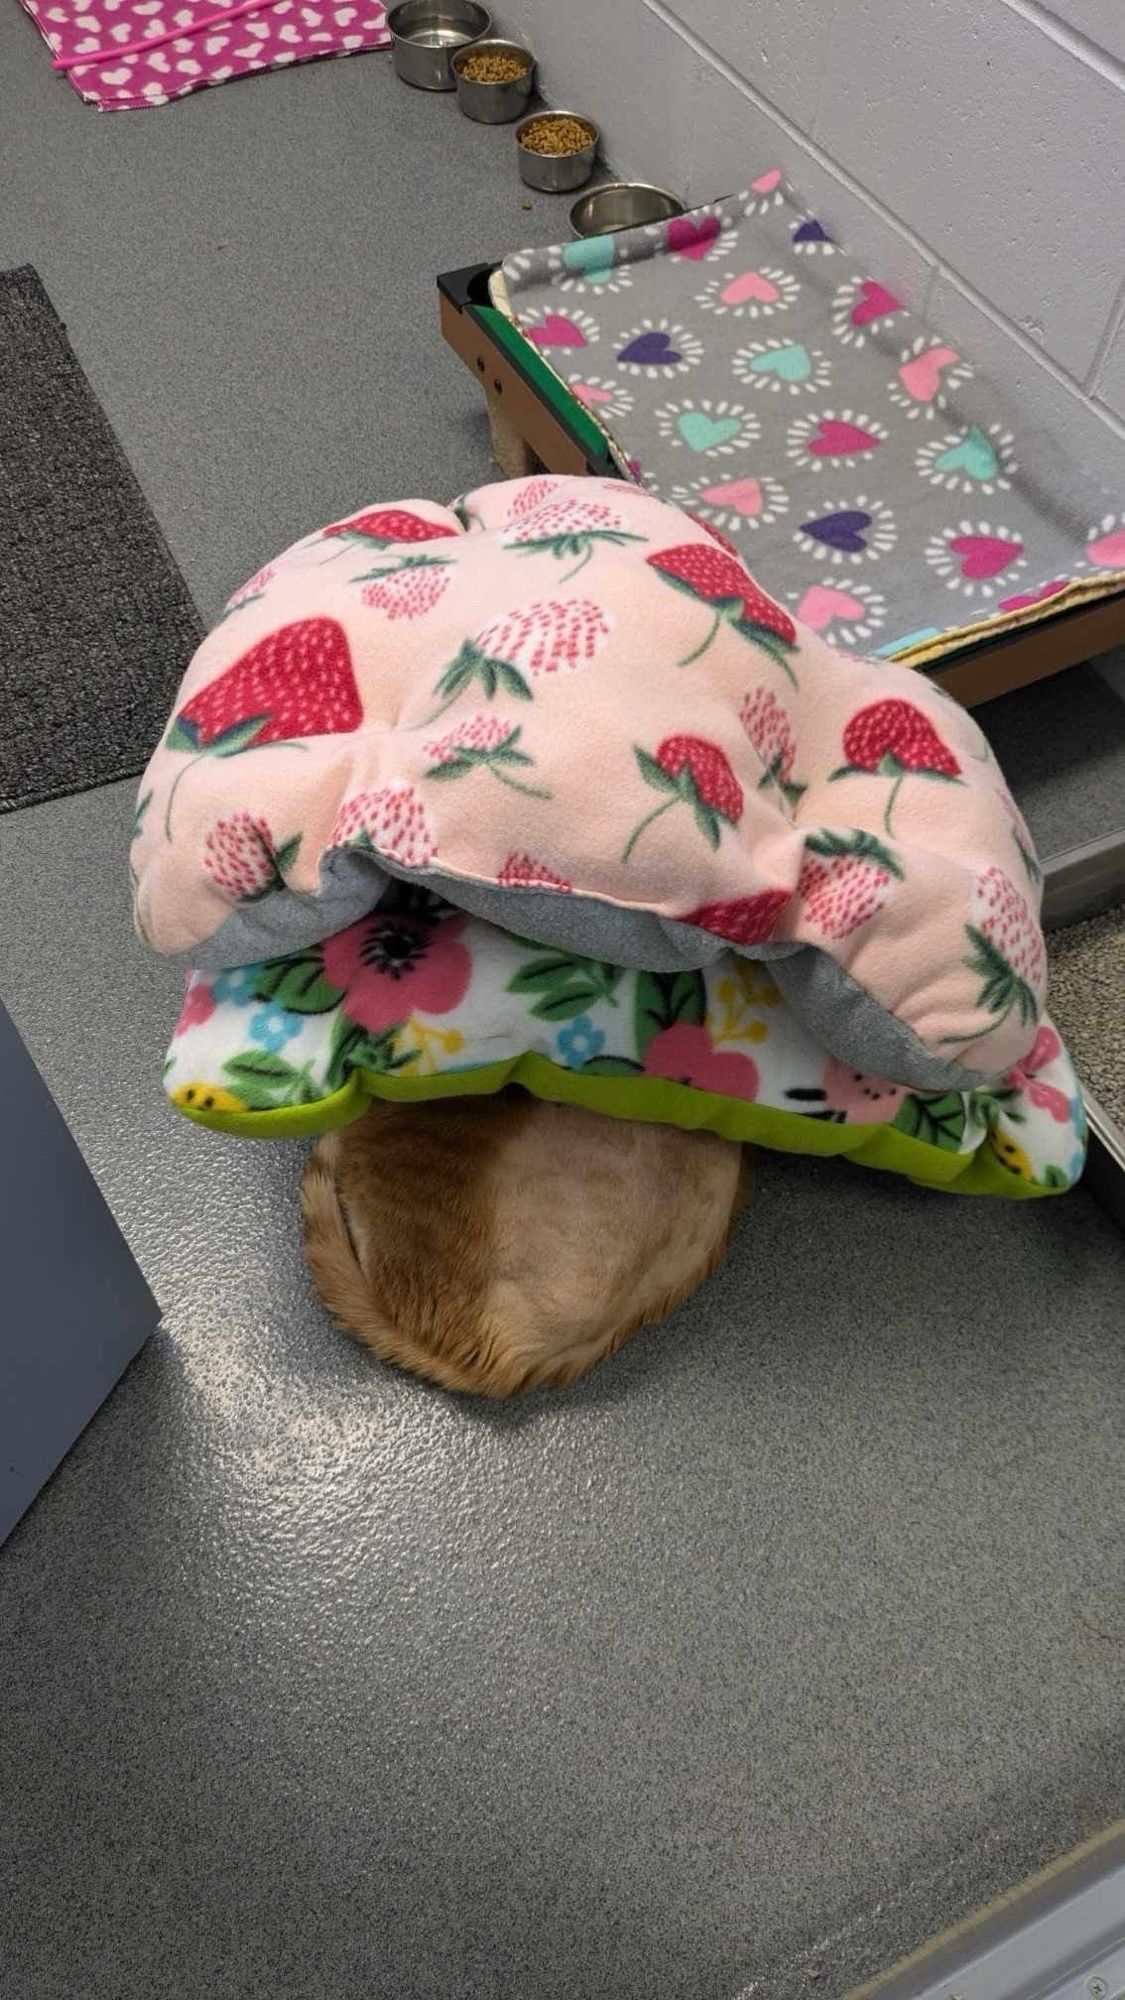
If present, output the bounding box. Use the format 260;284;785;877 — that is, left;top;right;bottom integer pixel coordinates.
804;828;903;879
634;970;707;1056
892;1091;968;1152
166;713;268;757
634;748;679;796
324;1014;417;1092
581;1055;644;1076
963;927;1039;1030
426;640;532;723
251;948;345;1015
221;1050;320;1111
423;722;551;800
968;1082;1024;1130
511;528;645;582
507;951;623;1023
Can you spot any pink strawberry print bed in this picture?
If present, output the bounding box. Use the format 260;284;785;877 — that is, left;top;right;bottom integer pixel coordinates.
132;476;1050;1090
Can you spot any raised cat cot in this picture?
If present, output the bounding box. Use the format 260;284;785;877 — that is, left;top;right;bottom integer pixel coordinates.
437;175;1125;711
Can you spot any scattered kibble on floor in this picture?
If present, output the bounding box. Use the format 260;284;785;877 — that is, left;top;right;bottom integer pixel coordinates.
518;115;594;156
459;50;530;82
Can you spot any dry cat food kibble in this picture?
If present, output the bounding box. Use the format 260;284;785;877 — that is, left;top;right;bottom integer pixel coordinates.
459;49;530;82
518;115;595;156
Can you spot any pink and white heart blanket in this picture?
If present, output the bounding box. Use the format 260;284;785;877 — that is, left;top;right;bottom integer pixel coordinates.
22;0;388;112
132;475;1049;1091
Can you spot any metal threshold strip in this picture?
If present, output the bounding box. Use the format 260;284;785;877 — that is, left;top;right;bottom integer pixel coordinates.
1041;831;1125;1234
849;1822;1125;2000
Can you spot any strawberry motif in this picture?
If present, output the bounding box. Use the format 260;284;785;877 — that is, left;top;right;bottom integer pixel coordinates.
475;599;613;679
498;852;573;892
686;512;742;559
424;714;551;800
998;787;1042;883
329;783;436;869
217;563;276;623
501;498;644;579
653;735;743;818
425;599;612;722
503;476;562;522
677;890;792;946
360;559;452;619
796;831;902;939
740;686;804;808
647;543;798;675
323;506;459;548
202;812;301;903
163;619;361;838
427;714;512;764
172;618;361;750
830;698;962;832
958;864;1045;1039
623;734;744;862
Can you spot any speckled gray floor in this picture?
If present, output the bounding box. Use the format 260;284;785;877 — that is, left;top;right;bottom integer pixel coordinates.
1049;904;1125;1127
2;12;1125;1999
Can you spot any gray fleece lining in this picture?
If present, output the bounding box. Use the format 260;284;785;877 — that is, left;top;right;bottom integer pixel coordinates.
185;855;997;1091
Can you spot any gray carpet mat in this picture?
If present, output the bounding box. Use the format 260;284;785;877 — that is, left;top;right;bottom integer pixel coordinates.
0;266;203;812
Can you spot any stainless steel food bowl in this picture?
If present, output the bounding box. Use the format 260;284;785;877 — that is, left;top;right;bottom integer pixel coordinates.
387;0;490;89
515;109;598;193
569;179;685;236
451;38;534;122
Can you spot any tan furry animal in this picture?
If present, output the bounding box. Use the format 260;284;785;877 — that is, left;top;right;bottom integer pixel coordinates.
302;1091;748;1396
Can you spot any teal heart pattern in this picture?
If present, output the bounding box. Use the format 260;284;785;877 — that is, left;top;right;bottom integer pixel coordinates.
936;427;997;479
658;399;758;456
561;236;617;284
679;410;742;450
736;340;831;394
918;423;1014;495
750;343;809;381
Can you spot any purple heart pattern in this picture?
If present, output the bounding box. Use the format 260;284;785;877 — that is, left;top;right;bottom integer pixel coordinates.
614;320;703;375
502;173;1125;657
797;498;897;565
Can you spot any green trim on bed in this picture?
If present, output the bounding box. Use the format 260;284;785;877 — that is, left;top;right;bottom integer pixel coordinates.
474;305;611;463
171;1050;1054;1199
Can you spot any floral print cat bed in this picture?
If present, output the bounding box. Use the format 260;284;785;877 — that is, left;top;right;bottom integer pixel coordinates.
497;175;1125;670
133;477;1053;1099
163;891;1086;1199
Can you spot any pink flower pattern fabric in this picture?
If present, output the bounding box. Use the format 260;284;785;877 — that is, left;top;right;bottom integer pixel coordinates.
22;0;389;112
162;896;1087;1198
133;476;1052;1089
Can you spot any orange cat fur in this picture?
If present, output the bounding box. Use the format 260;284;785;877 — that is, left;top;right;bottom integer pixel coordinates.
302;1091;748;1396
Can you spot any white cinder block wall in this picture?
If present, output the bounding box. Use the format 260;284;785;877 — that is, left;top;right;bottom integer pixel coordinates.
501;0;1125;493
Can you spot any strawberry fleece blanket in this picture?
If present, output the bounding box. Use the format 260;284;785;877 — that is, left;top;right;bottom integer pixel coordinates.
132;476;1052;1094
163;891;1086;1200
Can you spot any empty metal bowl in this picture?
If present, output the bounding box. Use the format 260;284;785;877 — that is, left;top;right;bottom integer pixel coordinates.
452;38;535;122
386;0;490;90
569;180;685;236
515;110;599;193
